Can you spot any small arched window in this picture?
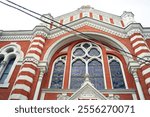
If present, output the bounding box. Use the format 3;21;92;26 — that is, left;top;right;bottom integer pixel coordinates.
108;55;126;89
50;56;66;89
0;57;16;83
0;44;23;87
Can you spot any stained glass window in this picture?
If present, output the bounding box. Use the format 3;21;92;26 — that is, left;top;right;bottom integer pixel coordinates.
70;60;85;89
109;60;125;89
83;43;90;49
0;57;15;83
88;59;104;90
70;42;104;90
50;61;65;89
88;48;100;56
73;48;85;56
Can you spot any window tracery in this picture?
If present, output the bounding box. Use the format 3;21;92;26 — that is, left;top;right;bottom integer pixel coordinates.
70;42;104;89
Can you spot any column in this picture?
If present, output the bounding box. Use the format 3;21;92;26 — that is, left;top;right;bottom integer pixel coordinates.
132;70;145;100
9;31;47;100
129;30;150;98
128;61;145;100
33;67;46;100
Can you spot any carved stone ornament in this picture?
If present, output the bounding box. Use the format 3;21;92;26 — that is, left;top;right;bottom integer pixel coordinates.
57;93;70;100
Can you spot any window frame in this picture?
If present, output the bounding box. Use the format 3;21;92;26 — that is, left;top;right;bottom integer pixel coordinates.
0;44;23;88
69;42;106;90
108;55;128;89
49;55;67;89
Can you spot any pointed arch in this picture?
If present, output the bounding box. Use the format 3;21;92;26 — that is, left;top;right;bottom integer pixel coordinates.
0;57;16;83
108;55;126;89
50;56;66;89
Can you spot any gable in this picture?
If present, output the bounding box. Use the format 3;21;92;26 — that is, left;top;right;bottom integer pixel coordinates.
69;82;108;100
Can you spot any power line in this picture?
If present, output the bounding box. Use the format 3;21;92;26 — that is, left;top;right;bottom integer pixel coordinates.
1;0;150;64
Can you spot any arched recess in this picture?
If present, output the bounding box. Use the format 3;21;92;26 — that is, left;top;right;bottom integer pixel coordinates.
44;32;133;65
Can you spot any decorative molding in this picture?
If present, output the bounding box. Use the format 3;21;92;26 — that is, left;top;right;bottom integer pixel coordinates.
127;29;142;37
49;20;127;39
57;93;70;100
1;19;150;42
34;31;48;38
107;95;120;100
0;83;10;88
38;61;48;72
143;33;150;39
23;57;39;65
128;61;140;73
0;35;32;41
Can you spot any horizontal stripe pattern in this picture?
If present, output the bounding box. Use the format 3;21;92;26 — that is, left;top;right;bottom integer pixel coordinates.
130;34;150;96
9;34;46;100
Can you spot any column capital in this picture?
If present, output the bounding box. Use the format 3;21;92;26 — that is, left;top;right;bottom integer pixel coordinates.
128;61;140;73
38;61;48;73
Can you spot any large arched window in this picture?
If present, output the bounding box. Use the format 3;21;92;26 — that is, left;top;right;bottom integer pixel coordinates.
0;57;16;83
108;55;126;89
70;42;105;90
50;56;66;89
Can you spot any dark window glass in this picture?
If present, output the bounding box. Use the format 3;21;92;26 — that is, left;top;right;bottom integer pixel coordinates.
88;48;100;56
70;60;85;89
109;60;125;89
83;43;90;49
88;59;104;90
73;48;85;56
0;57;4;68
0;57;15;83
50;61;65;89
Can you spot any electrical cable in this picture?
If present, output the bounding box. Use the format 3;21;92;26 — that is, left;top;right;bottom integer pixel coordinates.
1;0;150;64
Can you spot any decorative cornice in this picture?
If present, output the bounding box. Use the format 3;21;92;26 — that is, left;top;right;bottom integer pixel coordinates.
0;26;50;41
127;29;142;37
0;35;32;41
34;31;48;38
1;19;150;41
49;19;127;39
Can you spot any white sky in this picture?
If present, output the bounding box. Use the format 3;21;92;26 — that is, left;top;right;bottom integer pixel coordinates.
0;0;150;30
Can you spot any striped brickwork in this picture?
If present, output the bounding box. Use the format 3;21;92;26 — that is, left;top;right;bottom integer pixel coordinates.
9;32;47;100
130;33;150;96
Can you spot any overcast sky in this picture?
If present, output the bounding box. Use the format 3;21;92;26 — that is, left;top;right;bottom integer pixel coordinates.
0;0;150;30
